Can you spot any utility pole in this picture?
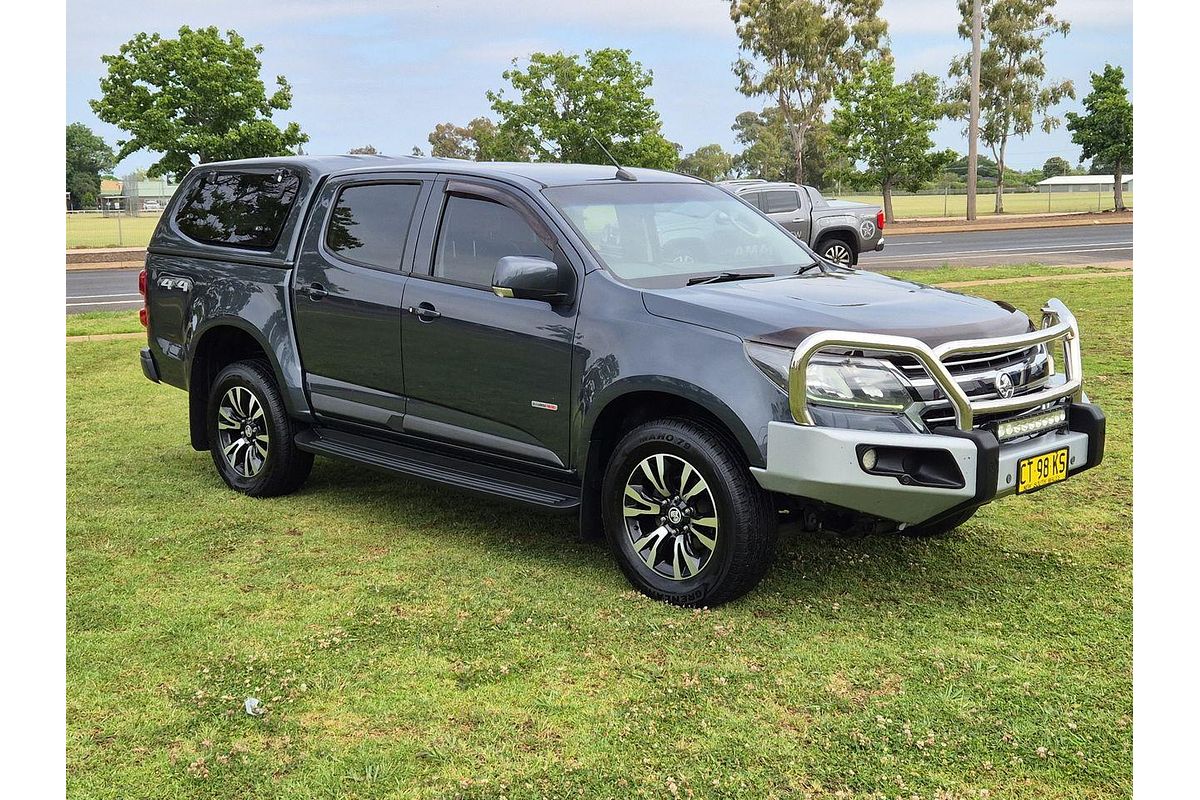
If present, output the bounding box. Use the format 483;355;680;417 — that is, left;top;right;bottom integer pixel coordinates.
966;0;982;221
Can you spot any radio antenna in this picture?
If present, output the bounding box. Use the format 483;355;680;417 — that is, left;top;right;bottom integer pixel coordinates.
590;135;637;181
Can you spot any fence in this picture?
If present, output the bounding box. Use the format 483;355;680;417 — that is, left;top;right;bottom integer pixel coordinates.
822;183;1132;219
67;209;165;249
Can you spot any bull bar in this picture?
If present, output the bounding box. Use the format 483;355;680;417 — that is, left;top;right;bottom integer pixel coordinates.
787;298;1085;430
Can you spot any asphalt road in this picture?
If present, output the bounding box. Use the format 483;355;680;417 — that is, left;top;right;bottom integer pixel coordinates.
859;222;1132;270
65;223;1132;314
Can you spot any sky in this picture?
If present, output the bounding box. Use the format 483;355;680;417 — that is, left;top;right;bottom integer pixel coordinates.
65;0;1132;178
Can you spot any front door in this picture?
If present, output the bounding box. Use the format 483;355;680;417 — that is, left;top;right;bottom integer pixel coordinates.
292;175;432;429
400;180;578;468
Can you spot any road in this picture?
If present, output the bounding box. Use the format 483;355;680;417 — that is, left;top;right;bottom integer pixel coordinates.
859;222;1132;270
65;223;1132;314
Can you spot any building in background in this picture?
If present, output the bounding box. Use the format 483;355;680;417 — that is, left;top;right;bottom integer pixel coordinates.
1035;174;1134;193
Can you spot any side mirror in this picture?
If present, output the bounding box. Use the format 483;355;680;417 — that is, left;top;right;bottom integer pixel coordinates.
492;256;569;303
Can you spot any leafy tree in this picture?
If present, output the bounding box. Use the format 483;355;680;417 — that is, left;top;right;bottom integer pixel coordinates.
1041;155;1072;178
90;26;308;178
729;0;887;185
348;145;380;155
946;0;1074;212
678;144;734;182
831;59;952;222
66;123;115;208
731;110;843;187
1066;64;1133;211
427;117;524;161
488;49;677;169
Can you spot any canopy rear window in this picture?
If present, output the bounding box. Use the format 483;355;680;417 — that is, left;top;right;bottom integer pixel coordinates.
175;170;302;250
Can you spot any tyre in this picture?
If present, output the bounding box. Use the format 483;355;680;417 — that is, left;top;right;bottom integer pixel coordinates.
207;360;313;497
601;418;777;607
816;237;857;266
900;508;977;538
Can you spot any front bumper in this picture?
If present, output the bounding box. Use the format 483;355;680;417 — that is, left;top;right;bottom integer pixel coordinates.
750;402;1106;525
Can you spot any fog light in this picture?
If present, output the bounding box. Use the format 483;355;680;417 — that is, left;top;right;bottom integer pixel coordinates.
861;447;878;471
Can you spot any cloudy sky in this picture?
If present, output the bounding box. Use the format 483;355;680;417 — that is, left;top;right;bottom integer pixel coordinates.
66;0;1132;177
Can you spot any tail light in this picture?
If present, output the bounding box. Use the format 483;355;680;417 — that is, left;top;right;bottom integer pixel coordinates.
876;209;886;229
138;268;148;327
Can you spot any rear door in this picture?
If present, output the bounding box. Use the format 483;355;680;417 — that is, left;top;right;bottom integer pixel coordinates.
292;173;433;429
399;177;579;468
760;188;809;240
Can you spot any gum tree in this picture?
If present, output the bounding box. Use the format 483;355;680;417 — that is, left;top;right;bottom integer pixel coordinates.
728;0;887;185
946;0;1074;213
66;123;115;208
90;26;307;178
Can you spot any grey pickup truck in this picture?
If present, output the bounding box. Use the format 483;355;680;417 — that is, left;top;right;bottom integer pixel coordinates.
719;179;886;266
139;155;1105;607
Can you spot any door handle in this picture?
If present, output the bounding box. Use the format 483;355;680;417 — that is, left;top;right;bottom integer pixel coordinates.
791;217;804;223
298;282;328;300
408;302;441;321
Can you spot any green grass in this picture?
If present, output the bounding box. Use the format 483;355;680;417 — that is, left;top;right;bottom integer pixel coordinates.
874;263;1127;285
67;310;143;337
67;275;1131;799
67;213;162;248
833;192;1133;219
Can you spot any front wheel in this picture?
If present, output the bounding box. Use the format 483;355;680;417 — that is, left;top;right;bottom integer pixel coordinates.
601;418;777;607
207;360;313;497
816;237;858;266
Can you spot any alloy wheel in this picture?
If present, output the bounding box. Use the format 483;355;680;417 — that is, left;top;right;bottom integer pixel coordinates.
216;385;269;478
622;453;719;581
823;242;852;265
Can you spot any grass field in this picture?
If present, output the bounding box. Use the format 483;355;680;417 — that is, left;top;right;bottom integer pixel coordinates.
66;273;1131;799
67;213;162;249
831;192;1132;219
66;310;142;337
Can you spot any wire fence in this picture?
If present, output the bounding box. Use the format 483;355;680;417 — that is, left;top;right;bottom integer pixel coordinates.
822;184;1132;219
67;210;165;249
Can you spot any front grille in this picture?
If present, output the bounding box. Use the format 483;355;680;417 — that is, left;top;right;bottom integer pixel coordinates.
886;343;1042;381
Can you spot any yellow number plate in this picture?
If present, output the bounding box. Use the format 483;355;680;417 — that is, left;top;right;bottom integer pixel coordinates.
1017;447;1070;494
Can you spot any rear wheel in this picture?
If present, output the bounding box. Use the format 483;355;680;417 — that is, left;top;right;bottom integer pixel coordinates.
900;508;977;538
207;360;313;497
816;237;857;266
601;418;776;607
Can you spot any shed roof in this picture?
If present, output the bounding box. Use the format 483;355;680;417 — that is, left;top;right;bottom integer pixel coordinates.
1036;174;1134;186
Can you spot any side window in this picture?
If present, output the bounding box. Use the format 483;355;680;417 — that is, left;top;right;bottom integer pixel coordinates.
325;183;421;270
741;191;765;211
432;194;553;287
175;171;301;249
762;190;800;214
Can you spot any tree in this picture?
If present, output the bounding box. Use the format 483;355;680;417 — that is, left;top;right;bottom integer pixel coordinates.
678;144;734;182
348;145;380;155
728;0;887;185
1042;155;1072;178
731;109;843;187
488;49;677;169
66;123;115;208
966;0;982;220
831;59;952;222
90;26;308;178
1066;64;1133;211
947;0;1075;212
427;117;523;161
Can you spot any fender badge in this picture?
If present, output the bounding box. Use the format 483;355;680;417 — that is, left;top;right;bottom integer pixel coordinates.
531;401;559;411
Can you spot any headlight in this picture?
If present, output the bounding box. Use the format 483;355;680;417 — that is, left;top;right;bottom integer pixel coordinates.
744;342;916;412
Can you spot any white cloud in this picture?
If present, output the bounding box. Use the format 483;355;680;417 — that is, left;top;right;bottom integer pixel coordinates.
881;0;1133;36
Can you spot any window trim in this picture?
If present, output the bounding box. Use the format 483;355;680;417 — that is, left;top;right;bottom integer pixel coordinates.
417;181;562;292
172;168;303;253
317;179;425;274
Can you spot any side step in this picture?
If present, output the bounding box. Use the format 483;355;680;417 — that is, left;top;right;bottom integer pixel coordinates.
294;428;581;511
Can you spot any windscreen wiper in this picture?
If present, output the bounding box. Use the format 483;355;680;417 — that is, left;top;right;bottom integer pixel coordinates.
686;271;773;286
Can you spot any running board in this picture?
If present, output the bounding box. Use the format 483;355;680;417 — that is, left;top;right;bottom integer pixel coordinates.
294;428;580;511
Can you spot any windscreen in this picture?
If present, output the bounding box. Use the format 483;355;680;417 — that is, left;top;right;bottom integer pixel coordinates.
544;182;816;287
